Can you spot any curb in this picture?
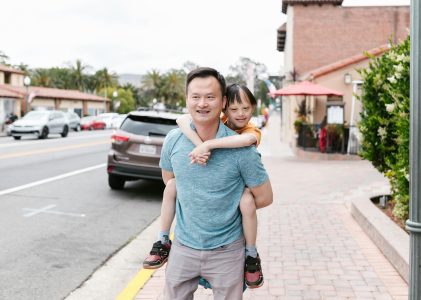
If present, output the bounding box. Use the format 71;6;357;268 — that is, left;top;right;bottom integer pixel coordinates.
350;193;409;283
65;216;162;300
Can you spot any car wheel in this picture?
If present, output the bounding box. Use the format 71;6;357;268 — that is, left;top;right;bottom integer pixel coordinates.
108;174;126;190
89;126;93;131
39;126;49;139
13;136;21;140
61;125;69;137
75;124;81;132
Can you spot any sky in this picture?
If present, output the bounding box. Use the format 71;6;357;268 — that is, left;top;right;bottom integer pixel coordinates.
0;0;410;76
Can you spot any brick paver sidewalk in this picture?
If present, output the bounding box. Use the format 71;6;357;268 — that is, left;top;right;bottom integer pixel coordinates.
135;114;408;300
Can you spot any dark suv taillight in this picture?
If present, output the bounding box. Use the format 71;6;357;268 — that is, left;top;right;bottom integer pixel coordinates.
111;134;129;144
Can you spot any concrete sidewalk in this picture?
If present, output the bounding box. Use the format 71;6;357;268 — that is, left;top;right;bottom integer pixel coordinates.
134;114;408;300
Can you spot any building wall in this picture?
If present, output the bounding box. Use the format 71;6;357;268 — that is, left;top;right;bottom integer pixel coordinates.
0;72;4;84
284;7;295;80
59;100;83;110
313;58;376;126
292;5;409;75
11;74;24;86
31;98;56;110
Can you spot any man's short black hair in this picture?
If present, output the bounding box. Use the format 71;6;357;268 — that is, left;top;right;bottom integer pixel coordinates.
186;67;226;97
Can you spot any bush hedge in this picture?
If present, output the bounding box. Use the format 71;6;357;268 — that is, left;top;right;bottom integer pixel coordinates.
358;36;410;221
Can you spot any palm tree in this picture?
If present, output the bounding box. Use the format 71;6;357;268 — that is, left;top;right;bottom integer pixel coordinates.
68;59;90;91
95;67;118;92
162;69;186;106
141;70;164;102
31;69;52;87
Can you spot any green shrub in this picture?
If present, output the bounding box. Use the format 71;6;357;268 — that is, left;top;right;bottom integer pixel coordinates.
358;36;410;220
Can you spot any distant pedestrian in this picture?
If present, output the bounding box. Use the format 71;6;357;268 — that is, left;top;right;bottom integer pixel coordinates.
144;67;273;299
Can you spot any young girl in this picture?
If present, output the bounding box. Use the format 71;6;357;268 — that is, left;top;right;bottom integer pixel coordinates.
143;84;266;288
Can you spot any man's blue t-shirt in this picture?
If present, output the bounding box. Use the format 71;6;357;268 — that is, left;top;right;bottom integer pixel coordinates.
159;122;269;250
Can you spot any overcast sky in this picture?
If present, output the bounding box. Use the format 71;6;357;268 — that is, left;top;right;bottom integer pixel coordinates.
0;0;410;76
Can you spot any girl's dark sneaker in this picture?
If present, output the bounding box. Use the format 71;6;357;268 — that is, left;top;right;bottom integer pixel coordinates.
143;240;172;269
244;254;264;288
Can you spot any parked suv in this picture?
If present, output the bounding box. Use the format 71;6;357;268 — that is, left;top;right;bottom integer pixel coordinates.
107;110;179;190
10;110;69;140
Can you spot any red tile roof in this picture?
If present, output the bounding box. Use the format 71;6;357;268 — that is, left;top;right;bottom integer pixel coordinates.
0;84;109;102
282;0;343;14
0;64;25;74
0;86;22;98
302;44;390;80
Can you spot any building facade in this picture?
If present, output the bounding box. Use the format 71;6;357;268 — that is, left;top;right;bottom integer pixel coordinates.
277;0;410;146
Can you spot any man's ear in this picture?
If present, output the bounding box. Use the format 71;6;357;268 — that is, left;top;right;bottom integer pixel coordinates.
222;96;227;110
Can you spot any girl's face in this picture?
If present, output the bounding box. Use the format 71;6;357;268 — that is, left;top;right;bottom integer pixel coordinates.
225;92;255;130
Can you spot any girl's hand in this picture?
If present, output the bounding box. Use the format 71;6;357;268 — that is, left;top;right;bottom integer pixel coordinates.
189;143;211;166
190;153;211;166
189;143;211;159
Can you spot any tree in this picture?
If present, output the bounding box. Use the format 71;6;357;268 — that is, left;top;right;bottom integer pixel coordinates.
31;68;52;87
228;57;268;86
68;59;91;91
95;67;118;93
162;69;186;107
140;69;165;104
100;87;136;113
0;50;10;65
15;63;29;75
183;61;200;73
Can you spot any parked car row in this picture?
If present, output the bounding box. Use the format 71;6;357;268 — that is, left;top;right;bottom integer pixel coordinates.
9;110;70;140
7;112;127;139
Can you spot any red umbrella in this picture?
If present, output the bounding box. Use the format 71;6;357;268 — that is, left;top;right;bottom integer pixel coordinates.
269;81;343;97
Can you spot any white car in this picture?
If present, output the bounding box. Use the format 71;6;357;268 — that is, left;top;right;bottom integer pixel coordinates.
97;113;119;129
10;110;69;140
110;114;127;129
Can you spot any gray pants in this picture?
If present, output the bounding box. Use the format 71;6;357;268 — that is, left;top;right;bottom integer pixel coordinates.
164;238;245;300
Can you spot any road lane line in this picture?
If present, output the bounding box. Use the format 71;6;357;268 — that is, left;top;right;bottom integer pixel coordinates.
0;140;109;160
0;163;106;196
116;233;174;300
22;206;86;218
0;132;112;149
22;204;57;217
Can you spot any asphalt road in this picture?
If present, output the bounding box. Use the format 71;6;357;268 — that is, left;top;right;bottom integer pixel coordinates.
0;130;164;300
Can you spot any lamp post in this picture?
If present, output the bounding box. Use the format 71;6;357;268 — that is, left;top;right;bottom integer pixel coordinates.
23;76;31;115
407;1;421;298
112;90;120;112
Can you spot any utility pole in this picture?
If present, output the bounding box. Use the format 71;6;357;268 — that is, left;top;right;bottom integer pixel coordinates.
407;1;421;299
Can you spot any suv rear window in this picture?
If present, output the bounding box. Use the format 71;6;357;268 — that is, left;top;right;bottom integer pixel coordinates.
120;115;178;137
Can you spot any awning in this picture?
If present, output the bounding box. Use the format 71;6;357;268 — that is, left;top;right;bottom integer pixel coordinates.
269;81;343;97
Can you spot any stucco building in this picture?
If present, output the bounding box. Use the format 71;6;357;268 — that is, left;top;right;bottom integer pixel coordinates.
0;64;109;134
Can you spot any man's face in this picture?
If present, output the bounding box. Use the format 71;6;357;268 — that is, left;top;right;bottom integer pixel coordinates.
186;76;226;126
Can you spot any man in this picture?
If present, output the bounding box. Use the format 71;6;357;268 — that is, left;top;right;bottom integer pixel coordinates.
160;67;273;299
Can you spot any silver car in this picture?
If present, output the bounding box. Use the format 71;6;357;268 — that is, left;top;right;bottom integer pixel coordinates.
65;112;81;131
10;110;70;140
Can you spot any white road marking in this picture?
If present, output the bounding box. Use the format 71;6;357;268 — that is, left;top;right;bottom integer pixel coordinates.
0;133;112;150
0;163;106;196
23;205;86;218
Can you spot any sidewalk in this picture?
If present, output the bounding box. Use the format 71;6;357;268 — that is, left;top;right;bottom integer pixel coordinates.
134;113;408;300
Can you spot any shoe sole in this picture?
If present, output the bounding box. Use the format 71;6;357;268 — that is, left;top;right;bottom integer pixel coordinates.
142;257;168;270
246;279;264;289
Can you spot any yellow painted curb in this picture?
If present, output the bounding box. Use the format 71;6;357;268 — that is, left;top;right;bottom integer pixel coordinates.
116;233;174;300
